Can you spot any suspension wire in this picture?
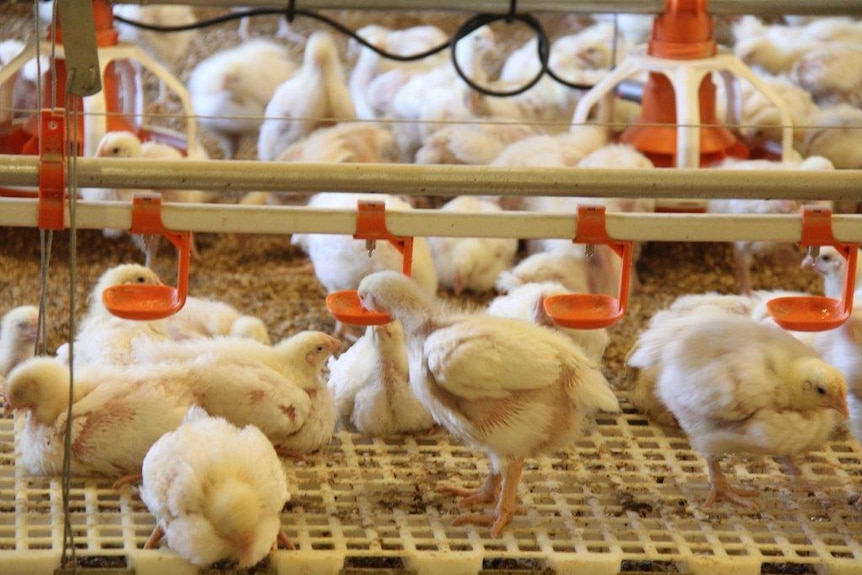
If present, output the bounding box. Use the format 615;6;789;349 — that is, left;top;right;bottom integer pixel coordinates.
36;230;53;356
111;3;608;95
49;0;58;111
32;1;50;358
59;72;79;573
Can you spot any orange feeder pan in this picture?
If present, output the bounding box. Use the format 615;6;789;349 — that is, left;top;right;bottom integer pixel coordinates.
326;201;414;326
766;207;858;332
102;195;191;320
543;205;634;330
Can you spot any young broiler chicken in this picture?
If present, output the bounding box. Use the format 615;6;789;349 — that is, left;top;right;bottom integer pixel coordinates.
257;31;356;161
112;4;199;103
91;131;211;268
189;39;297;159
0;305;38;378
631;310;848;510
163;296;270;344
140;406;292;568
348;24;448;122
356;271;620;536
789;45;862;108
800;104;862;170
3;357;192;478
61;264;170;367
131;331;342;458
486;282;610;362
812;311;862;443
804;245;862;300
427;196;519;294
328;321;435;436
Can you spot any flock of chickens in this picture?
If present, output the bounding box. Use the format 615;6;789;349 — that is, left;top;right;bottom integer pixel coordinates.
1;4;862;571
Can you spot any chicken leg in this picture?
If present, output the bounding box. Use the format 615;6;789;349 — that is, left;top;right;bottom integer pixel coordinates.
144;524;165;549
438;472;501;508
704;457;760;510
448;458;524;537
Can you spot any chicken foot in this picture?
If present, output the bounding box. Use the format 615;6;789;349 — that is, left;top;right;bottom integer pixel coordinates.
449;459;524;538
143;524;165;549
704;457;760;510
437;472;501;508
275;529;295;551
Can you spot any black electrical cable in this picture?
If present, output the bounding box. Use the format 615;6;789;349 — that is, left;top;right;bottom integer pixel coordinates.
450;11;549;98
109;3;603;96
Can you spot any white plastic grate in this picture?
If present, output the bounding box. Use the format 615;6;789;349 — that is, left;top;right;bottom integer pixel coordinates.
2;402;862;575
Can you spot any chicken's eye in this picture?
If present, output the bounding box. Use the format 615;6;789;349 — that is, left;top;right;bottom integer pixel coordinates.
112;146;121;154
816;385;826;396
821;254;833;263
316;345;325;352
136;276;147;283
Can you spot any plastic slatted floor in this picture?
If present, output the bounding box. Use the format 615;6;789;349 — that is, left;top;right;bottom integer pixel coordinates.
2;405;862;575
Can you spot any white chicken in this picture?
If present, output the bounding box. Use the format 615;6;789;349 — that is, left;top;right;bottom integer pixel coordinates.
113;5;198;70
812;310;862;442
112;4;199;102
491;125;609;170
625;294;757;428
732;16;862;76
494;251;592;296
800;104;862;170
3;357;192;477
91;131;210;267
789;45;862;108
164;296;270;344
356;271;620;537
486;281;610;362
131;330;342;458
188;39;297;159
414;123;540;166
65;263;170;367
249;123;401;206
0;305;38;379
292;192;438;294
140;406;292;568
426;196;519;294
720;73;819;152
328;321;435;436
257;31;356;161
804;245;862;300
707;156;835;294
389;25;497;162
348;24;448;121
632;310;848;510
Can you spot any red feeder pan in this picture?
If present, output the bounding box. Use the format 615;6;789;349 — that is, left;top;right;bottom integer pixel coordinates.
102;194;191;320
766;207;857;332
543;205;634;329
325;201;414;326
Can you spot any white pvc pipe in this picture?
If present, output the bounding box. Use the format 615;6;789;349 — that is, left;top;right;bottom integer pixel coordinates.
1;156;861;201
106;0;862;16
2;198;861;243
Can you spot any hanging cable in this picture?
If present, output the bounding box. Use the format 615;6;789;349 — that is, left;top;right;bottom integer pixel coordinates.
59;71;79;574
110;3;606;93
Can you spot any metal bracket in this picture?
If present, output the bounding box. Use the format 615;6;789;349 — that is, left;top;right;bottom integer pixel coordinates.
56;0;102;97
38;109;66;230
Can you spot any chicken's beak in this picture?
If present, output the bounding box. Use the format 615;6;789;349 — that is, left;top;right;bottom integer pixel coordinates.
833;395;850;418
3;400;13;417
326;335;342;354
800;254;816;269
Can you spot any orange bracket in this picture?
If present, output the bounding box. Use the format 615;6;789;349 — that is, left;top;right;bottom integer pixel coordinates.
767;206;857;331
354;200;414;277
101;194;191;320
38;109;66;230
543;205;634;329
326;200;414;326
